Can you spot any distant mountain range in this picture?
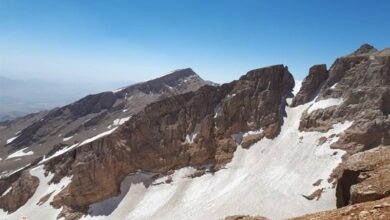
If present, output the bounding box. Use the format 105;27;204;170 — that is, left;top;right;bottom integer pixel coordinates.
0;76;133;121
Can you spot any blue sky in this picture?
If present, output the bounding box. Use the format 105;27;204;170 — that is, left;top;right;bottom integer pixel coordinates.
1;0;390;84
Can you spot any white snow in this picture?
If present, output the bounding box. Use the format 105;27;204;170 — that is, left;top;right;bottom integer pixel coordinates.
307;98;343;114
243;129;263;137
62;136;73;142
0;166;72;219
80;127;118;146
108;116;132;129
1;186;12;197
113;87;125;93
330;83;338;89
6;136;19;144
287;80;302;106
6;147;34;159
292;80;302;96
79;95;353;220
184;133;198;144
40;143;80;164
183;124;201;144
113;117;131;126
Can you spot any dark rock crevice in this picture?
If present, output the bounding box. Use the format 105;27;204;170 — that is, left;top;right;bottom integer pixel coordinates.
336;169;361;208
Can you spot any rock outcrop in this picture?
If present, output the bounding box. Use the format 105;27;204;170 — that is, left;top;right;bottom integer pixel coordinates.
336;146;390;207
291;64;328;106
299;45;390;152
0;171;39;212
291;196;390;220
225;215;269;220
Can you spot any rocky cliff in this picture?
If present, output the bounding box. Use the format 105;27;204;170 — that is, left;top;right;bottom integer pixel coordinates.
0;68;208;177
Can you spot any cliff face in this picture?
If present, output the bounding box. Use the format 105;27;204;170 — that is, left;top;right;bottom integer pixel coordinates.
45;65;294;215
0;68;208;179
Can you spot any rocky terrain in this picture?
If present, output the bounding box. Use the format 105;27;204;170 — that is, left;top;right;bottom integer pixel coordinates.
0;68;208;176
0;44;389;220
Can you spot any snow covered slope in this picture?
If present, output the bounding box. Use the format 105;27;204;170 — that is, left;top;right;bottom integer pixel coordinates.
74;82;352;220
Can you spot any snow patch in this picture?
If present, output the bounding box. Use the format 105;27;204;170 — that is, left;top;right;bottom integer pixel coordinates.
293;80;302;96
63;136;73;142
243;129;263;137
184;133;198;144
113;87;125;93
1;186;12;197
40;143;80;164
80;127;118;146
6;136;19;144
307;98;343;114
330;83;338;89
183;124;201;144
6;147;34;159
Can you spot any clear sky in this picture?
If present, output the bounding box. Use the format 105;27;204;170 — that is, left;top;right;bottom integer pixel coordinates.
1;0;390;84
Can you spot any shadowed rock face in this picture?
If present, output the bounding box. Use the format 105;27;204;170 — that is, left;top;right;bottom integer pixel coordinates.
38;65;294;215
291;64;329;107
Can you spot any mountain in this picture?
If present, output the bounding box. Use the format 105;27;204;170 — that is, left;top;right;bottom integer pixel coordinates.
0;68;208;176
0;77;133;122
0;45;389;220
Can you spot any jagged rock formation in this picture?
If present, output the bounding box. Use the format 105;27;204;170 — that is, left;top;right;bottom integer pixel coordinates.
291;64;328;106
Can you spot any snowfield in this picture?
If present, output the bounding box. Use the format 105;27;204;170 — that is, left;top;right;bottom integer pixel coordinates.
79;84;352;220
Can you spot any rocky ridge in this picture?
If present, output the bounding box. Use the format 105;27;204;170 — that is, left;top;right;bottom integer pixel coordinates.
0;44;390;220
0;68;208;176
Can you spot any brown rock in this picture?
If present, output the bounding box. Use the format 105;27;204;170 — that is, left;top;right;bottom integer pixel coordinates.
291;64;329;106
291;196;390;220
336;146;390;208
225;215;269;220
45;65;294;216
0;171;39;212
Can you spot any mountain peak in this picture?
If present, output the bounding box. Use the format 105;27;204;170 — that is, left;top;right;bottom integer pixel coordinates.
347;43;378;57
158;68;199;83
